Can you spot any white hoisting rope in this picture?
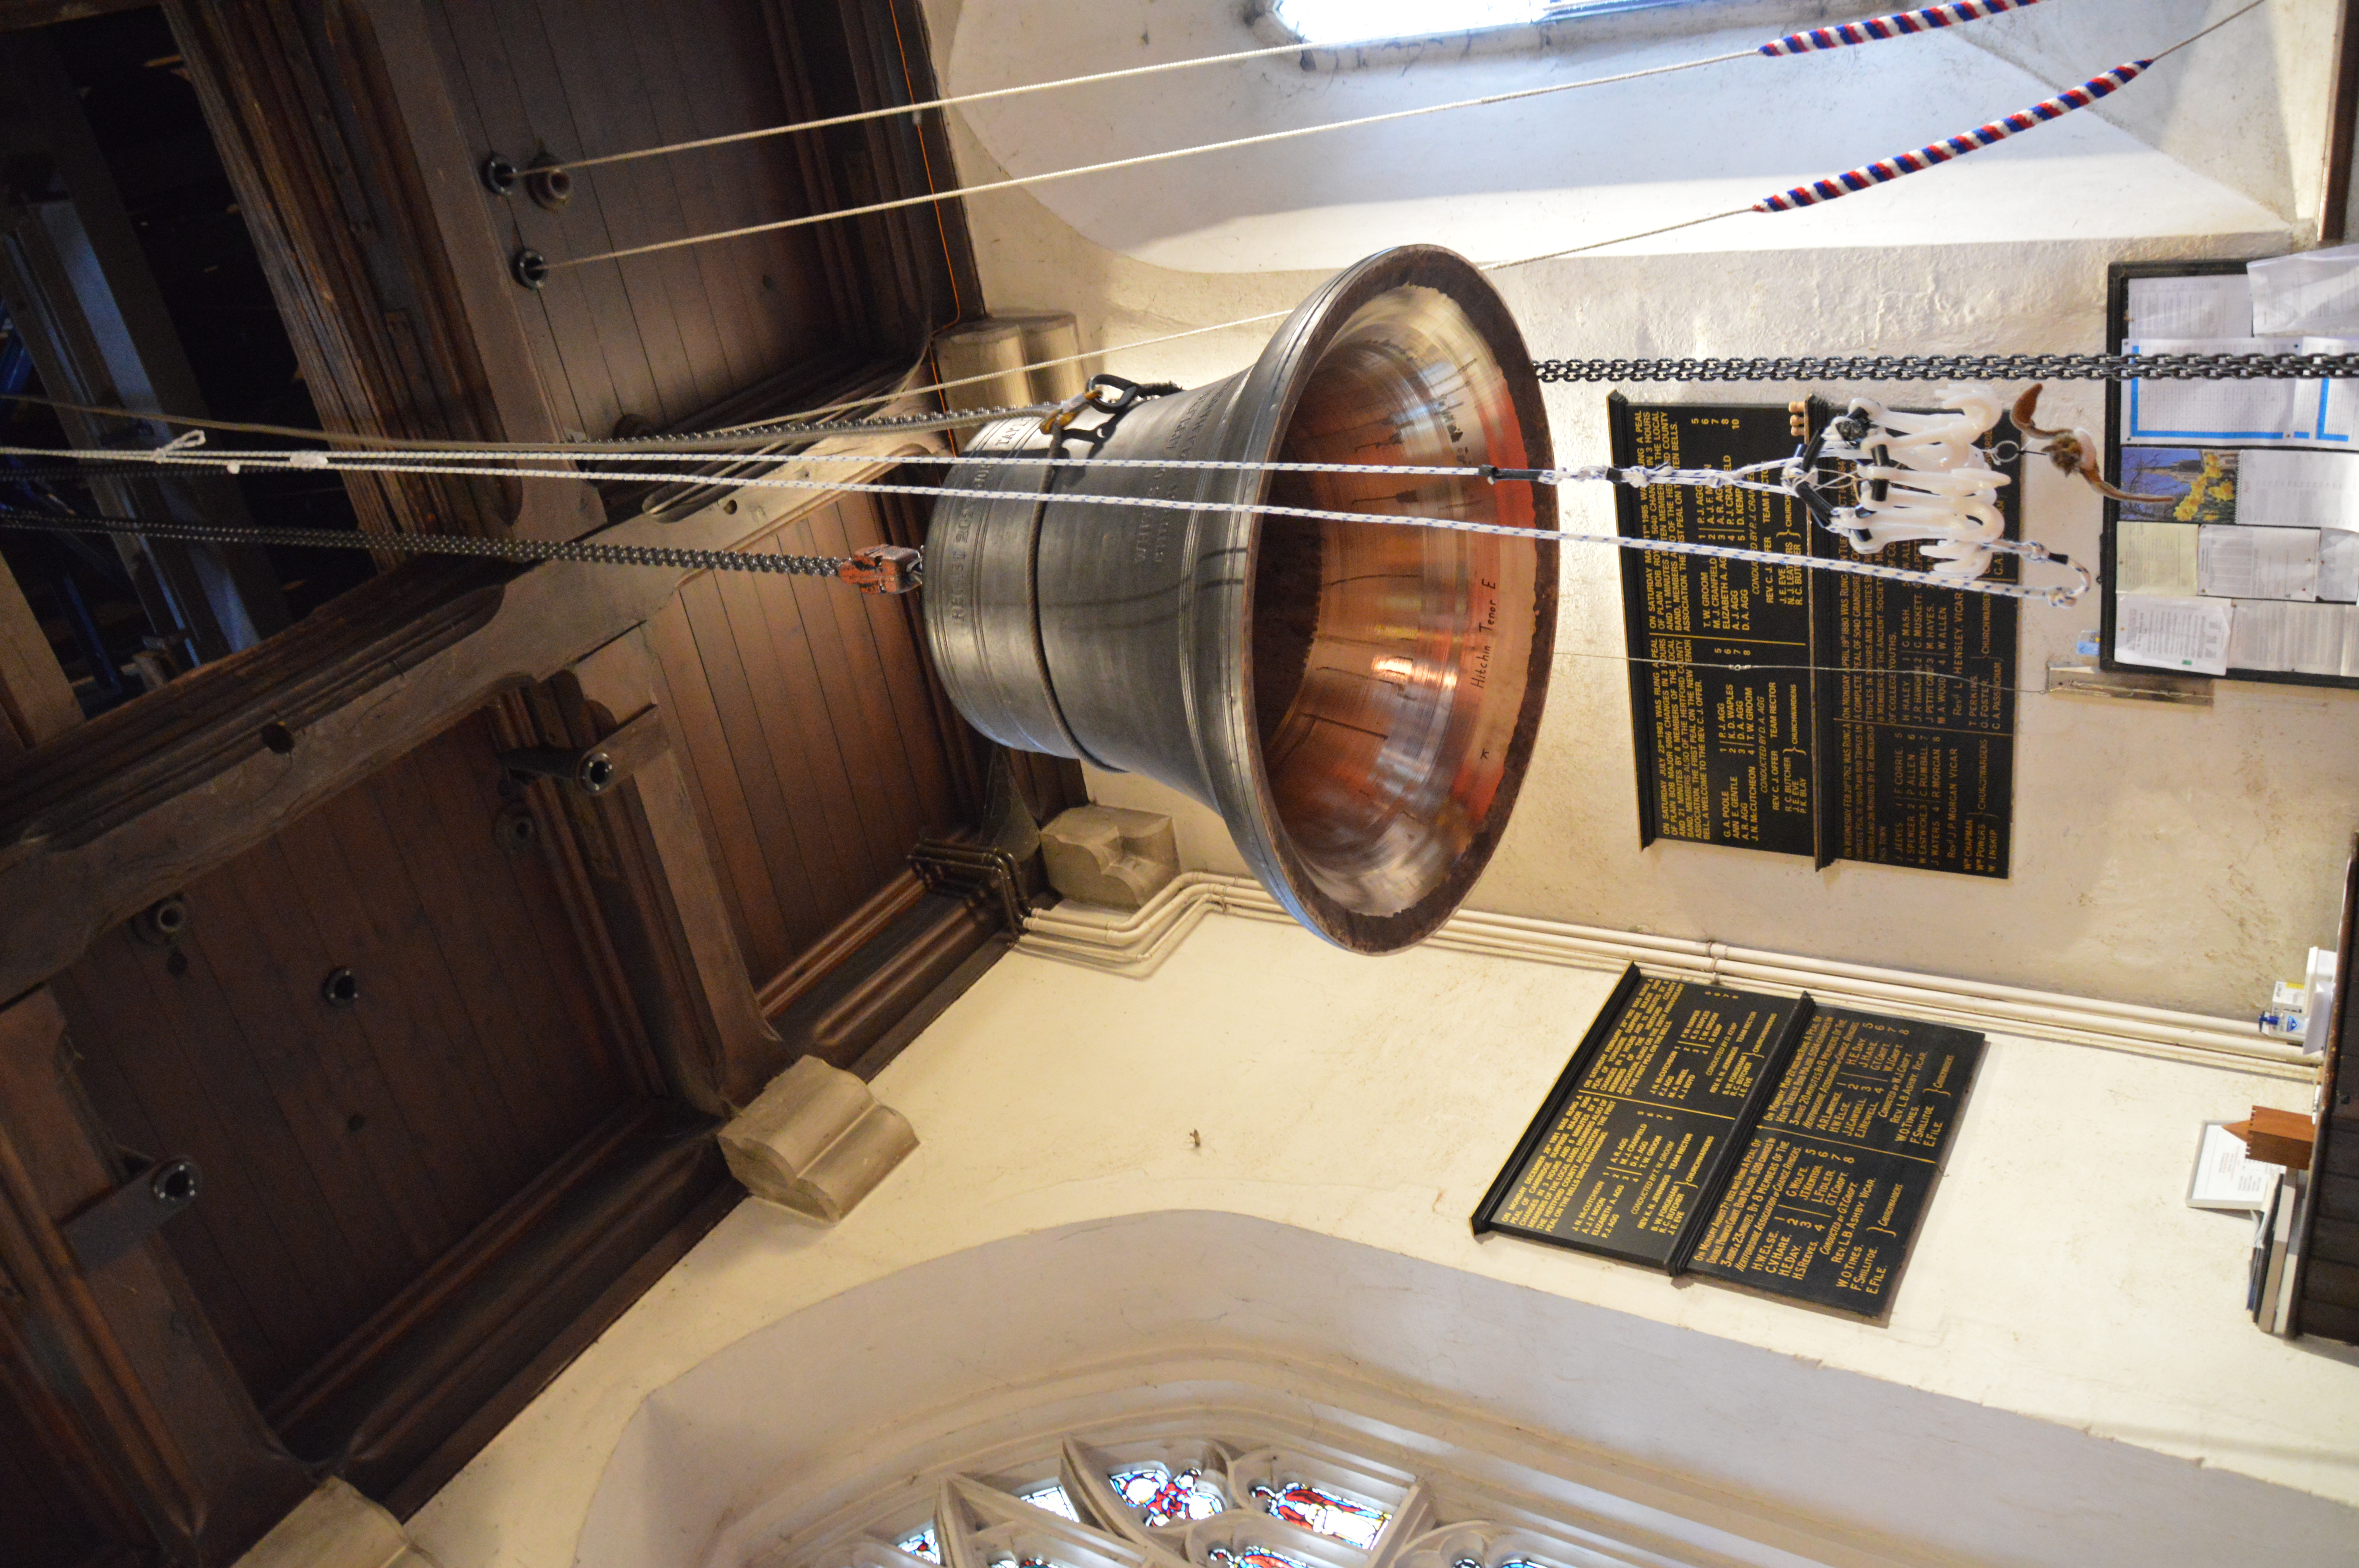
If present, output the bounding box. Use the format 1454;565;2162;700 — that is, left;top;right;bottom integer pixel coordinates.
0;434;2089;604
515;0;2056;179
532;47;1759;273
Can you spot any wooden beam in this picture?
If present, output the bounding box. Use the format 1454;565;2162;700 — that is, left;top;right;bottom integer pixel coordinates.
0;988;310;1566
564;631;782;1112
0;559;78;753
0;435;936;1007
0;1;151;36
262;1096;729;1509
164;0;523;537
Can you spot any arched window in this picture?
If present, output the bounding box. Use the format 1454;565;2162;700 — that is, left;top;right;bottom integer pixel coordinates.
1268;0;1692;48
780;1433;1658;1568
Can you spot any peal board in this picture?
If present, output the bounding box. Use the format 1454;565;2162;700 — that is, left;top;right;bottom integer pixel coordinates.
1609;397;2019;877
1474;967;1984;1317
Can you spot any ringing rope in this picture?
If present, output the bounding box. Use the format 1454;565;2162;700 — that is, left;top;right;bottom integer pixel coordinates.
522;0;2054;180
0;436;2087;605
2;1;2268;439
0;0;2285;605
591;0;2269;425
522;0;2063;270
523;0;2247;274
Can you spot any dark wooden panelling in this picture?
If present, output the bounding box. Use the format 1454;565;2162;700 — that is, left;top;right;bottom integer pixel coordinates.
0;1368;110;1568
650;492;976;994
0;989;312;1568
422;0;849;440
772;889;1001;1069
268;1098;727;1494
51;710;656;1410
771;0;978;347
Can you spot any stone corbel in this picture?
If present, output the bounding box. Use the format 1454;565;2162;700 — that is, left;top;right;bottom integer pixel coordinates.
718;1056;918;1224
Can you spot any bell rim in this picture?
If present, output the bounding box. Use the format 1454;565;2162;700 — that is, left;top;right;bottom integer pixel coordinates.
1203;243;1561;954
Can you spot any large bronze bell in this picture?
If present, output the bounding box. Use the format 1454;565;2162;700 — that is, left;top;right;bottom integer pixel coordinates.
923;246;1557;953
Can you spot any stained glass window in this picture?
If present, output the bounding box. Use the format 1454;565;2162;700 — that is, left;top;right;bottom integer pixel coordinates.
1207;1546;1314;1568
1107;1463;1227;1526
1248;1483;1387;1551
817;1435;1655;1568
1018;1483;1080;1523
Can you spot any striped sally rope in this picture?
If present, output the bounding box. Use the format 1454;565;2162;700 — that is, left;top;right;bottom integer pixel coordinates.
1759;0;2045;56
1755;60;2147;211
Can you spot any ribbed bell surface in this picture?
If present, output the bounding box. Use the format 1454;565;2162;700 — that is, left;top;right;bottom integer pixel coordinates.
922;245;1557;953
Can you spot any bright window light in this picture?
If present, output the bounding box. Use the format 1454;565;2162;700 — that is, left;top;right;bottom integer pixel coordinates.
1271;0;1650;46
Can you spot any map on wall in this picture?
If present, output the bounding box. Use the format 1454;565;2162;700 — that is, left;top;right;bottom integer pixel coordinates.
1608;397;2021;878
1471;966;1984;1318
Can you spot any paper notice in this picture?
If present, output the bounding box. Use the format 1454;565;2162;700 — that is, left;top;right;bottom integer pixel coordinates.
2199;525;2320;601
2322;530;2359;602
2250;245;2359;335
2297;336;2359;445
2238;449;2359;529
2115;595;2232;675
2291;605;2354;674
2127;274;2255;339
2230;601;2350;674
2121;339;2306;445
2117;521;2200;594
2189;1119;2278;1210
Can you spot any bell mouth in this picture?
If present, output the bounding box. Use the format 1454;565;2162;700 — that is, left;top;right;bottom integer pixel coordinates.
1244;268;1556;949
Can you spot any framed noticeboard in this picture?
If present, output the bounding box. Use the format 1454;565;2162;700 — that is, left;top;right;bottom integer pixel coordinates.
2103;260;2359;688
1610;397;2020;877
1472;967;1985;1319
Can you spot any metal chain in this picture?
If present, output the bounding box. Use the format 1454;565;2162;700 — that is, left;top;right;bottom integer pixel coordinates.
0;508;852;577
617;396;1058;447
1528;351;2359;383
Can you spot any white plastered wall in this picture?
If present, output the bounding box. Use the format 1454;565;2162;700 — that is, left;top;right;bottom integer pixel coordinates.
398;10;2359;1562
914;0;2359;1021
405;917;2359;1568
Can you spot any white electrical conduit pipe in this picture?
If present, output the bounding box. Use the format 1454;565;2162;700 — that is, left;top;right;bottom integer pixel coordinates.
1018;873;2315;1080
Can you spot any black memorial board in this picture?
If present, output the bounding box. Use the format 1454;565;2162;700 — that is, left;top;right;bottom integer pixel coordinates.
1608;397;2020;878
1471;968;1813;1270
1806;466;2021;879
1610;399;1817;857
1686;1008;1984;1315
1474;970;1983;1318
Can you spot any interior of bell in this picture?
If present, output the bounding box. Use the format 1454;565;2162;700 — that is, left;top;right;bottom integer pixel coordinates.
1250;284;1545;922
